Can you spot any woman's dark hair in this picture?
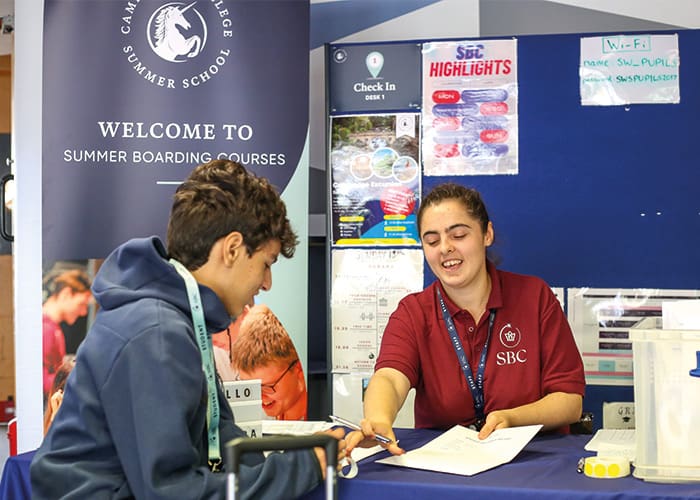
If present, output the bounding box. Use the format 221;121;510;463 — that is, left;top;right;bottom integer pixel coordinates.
417;183;501;264
417;182;491;235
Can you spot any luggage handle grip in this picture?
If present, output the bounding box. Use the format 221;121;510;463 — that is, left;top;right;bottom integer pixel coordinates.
225;434;339;474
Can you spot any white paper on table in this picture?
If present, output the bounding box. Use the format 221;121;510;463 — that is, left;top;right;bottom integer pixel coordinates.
351;443;389;463
261;420;392;464
376;424;542;476
584;429;636;461
262;420;334;436
584;428;635;451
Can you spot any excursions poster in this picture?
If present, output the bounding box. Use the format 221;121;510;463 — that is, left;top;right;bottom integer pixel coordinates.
330;114;421;246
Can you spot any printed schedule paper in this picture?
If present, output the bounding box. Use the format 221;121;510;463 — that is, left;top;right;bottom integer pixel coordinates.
377;424;542;476
331;249;423;372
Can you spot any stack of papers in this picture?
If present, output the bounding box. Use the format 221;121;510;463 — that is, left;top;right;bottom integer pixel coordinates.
584;428;636;461
377;424;542;476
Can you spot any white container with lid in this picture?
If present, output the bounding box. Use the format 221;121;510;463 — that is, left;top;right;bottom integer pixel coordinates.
631;317;700;483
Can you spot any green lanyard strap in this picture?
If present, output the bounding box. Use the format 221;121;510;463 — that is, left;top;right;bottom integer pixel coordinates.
170;258;222;472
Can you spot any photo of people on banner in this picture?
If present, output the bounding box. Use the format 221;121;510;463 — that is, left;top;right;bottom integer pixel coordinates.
41;262;94;405
42;262;307;423
212;303;308;421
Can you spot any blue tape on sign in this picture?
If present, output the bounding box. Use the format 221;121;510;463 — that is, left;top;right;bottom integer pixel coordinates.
461;115;508;131
432;103;479;117
433;130;480;144
463;143;509;158
461;88;509;103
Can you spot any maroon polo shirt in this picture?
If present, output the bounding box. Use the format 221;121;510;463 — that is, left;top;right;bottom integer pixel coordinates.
375;261;585;429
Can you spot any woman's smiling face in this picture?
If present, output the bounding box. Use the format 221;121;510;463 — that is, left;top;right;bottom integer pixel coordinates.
420;199;493;294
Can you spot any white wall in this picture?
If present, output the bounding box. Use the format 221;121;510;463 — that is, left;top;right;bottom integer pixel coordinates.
13;0;44;451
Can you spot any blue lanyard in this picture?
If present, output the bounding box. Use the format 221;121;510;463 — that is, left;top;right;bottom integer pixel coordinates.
437;287;496;430
170;259;222;472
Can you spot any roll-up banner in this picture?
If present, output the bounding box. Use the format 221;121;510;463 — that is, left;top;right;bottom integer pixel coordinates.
42;0;310;421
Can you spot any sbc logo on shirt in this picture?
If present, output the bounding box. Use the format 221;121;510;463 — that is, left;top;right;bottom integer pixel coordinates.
496;323;527;365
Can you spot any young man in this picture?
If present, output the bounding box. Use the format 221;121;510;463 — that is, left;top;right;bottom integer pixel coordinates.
31;159;344;499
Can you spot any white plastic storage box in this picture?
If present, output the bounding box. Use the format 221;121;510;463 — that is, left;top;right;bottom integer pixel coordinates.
630;317;700;483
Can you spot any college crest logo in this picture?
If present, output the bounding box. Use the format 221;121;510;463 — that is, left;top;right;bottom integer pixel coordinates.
147;2;207;63
121;0;232;89
498;323;522;349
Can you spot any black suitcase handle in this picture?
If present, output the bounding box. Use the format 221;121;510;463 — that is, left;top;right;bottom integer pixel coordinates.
225;434;339;500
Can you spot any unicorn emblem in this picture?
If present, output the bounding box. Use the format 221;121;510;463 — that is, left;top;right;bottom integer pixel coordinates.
150;2;204;62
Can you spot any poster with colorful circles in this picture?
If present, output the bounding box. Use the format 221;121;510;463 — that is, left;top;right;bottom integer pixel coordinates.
330;114;420;246
422;38;518;176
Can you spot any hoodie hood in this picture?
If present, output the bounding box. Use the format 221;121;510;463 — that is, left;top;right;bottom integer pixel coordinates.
92;236;231;334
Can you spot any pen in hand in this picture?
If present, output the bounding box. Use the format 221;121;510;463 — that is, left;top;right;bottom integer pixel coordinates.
329;415;393;444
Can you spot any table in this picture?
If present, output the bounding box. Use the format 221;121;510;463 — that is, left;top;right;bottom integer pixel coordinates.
0;450;34;500
303;429;700;500
5;433;699;500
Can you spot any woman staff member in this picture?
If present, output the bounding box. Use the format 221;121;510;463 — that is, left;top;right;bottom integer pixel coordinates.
349;183;585;454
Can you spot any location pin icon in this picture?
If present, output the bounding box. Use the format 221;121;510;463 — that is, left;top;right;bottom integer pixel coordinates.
366;51;384;78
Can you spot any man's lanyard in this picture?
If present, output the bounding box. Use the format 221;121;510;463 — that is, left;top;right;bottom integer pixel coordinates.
436;287;496;431
170;259;222;472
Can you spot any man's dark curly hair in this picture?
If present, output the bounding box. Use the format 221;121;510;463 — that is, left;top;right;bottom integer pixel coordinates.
166;159;298;270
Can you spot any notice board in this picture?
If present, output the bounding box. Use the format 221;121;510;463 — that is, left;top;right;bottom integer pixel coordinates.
326;29;700;427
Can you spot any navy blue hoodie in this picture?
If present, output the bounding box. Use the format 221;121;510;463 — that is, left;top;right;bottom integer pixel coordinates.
31;237;321;499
